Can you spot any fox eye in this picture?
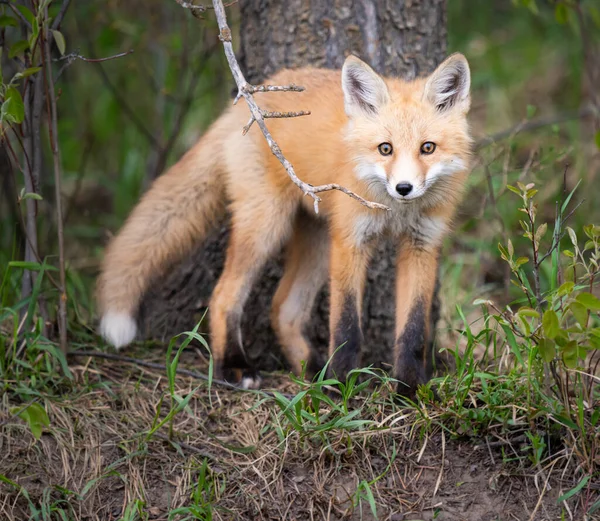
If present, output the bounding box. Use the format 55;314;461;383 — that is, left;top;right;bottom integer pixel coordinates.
378;142;393;156
420;142;436;155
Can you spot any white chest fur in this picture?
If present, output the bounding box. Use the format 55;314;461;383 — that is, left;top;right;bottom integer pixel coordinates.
352;204;447;248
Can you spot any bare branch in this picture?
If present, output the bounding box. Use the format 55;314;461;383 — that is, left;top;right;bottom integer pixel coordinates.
262;109;311;119
51;0;71;31
234;83;305;103
43;23;68;354
246;83;304;94
19;48;46;327
179;0;390;214
476;105;597;149
55;49;134;82
173;0;206;17
242;109;311;135
56;49;134;64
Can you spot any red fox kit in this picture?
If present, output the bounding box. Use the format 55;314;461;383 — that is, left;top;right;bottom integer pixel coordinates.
97;53;472;395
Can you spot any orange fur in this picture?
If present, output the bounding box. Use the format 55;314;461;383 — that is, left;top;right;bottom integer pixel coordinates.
97;53;473;391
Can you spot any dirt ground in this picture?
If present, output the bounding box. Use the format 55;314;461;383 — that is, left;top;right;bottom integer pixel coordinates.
0;351;586;521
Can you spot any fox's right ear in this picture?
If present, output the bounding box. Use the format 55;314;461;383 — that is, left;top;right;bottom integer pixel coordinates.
423;53;471;114
342;55;390;118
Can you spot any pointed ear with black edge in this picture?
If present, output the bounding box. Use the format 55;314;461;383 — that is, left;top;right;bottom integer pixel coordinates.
423;53;471;114
341;55;390;118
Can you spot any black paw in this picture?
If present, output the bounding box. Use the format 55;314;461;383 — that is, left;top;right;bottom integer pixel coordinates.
306;350;326;379
394;360;431;401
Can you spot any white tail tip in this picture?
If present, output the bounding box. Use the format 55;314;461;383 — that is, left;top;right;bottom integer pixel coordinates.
100;312;137;349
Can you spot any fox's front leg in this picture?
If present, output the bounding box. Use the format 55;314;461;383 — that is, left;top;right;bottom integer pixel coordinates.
328;236;372;381
394;242;440;397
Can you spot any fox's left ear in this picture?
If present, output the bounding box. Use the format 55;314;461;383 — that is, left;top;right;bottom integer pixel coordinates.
423;53;471;113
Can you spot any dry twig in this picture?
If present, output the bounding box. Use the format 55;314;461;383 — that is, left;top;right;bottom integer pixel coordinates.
476;105;597;149
57;49;133;64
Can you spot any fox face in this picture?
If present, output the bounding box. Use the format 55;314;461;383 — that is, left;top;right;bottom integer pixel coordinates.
342;54;472;209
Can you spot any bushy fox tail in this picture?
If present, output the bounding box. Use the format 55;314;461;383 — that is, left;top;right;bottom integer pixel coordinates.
97;123;228;348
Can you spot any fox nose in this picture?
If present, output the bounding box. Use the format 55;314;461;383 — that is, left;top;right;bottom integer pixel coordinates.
395;183;413;196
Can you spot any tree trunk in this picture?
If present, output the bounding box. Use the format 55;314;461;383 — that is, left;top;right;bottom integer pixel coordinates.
140;0;447;372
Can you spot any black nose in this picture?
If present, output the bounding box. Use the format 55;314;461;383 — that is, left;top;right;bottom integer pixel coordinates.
396;183;413;196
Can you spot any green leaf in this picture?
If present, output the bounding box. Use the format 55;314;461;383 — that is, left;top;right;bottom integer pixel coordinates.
557;475;590;504
535;222;547;243
501;324;524;366
28;17;40;49
526;104;536;119
552;414;578;429
11;403;50;440
2;87;25;124
556;281;574;297
561;341;586;369
51;30;66;56
542;310;560;339
517;307;539;318
8;261;57;271
554;2;569;24
560;180;581;214
9;40;30;59
0;15;18;27
576;292;600;311
15;4;35;26
21;192;43;201
595;130;600;150
562;350;578;369
537;338;556;362
569;302;588;328
515;256;529;267
14;67;42;80
35;343;73;379
591;408;600;427
554;331;569;347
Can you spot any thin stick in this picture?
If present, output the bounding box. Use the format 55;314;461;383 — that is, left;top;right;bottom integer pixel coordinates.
43;25;68;354
51;0;71;30
206;0;389;214
476;105;596;149
56;49;134;64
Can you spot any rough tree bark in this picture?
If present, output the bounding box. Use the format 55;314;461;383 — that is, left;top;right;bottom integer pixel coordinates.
141;0;447;372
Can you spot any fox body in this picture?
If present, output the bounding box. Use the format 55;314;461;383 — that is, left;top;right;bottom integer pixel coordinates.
97;54;472;395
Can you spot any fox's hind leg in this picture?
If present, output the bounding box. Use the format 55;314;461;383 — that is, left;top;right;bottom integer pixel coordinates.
271;211;329;378
209;196;296;389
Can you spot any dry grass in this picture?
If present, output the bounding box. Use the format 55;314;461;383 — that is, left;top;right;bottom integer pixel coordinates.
0;347;579;521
